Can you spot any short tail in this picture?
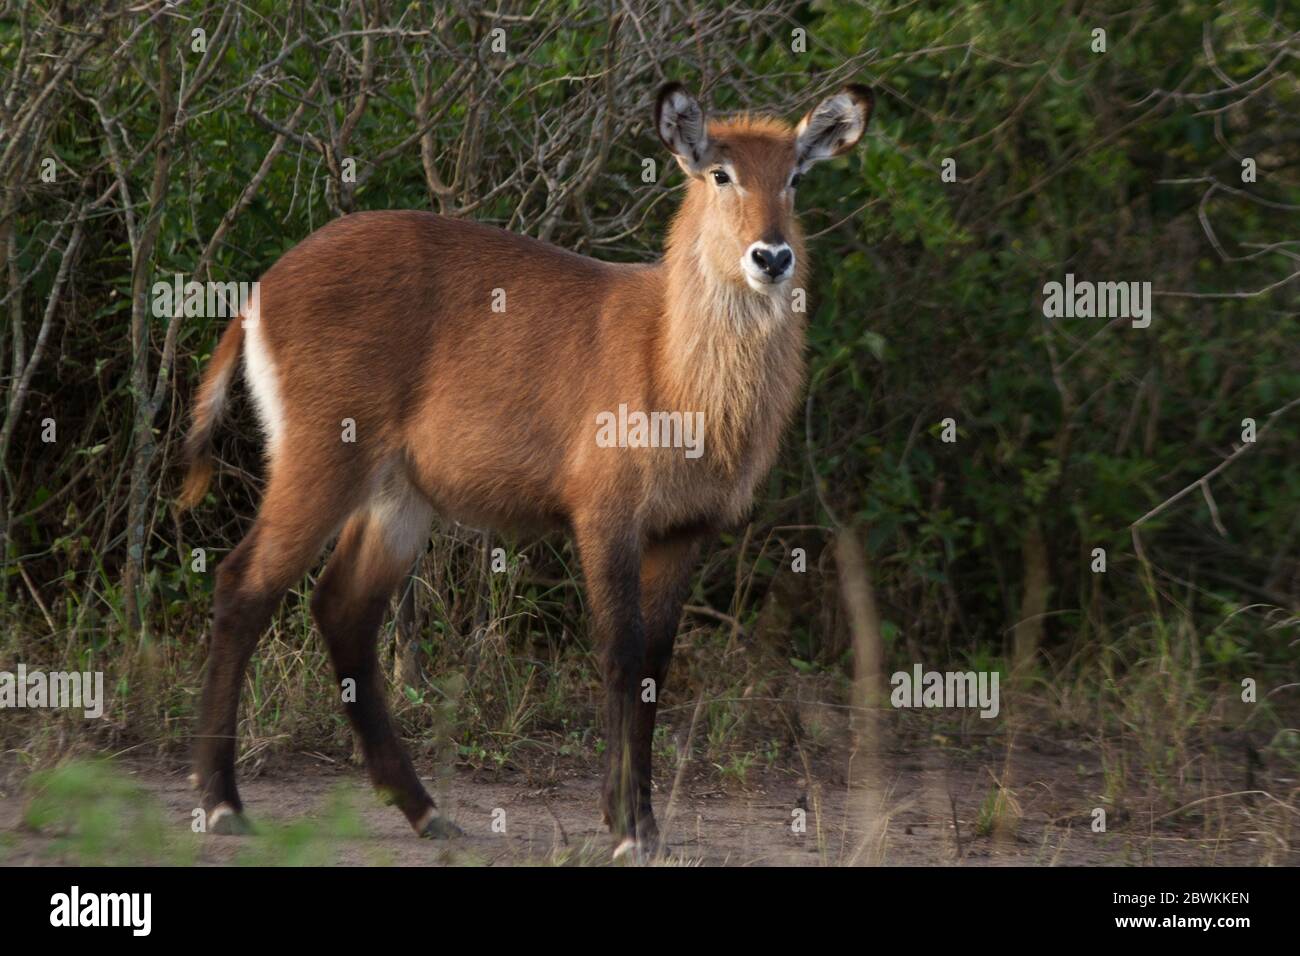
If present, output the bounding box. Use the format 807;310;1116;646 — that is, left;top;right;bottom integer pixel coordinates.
178;317;245;510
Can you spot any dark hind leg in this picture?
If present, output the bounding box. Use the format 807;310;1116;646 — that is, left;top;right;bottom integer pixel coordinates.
193;462;362;833
310;477;456;837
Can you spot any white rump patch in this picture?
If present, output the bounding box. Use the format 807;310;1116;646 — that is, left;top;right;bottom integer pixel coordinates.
241;303;285;456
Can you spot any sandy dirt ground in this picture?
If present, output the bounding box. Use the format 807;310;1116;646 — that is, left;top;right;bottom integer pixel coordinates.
1;732;1287;866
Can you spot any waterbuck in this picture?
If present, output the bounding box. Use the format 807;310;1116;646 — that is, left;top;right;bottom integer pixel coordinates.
180;82;873;858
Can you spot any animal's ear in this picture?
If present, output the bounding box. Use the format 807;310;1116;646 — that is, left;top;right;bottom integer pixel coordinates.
795;85;873;167
655;82;710;176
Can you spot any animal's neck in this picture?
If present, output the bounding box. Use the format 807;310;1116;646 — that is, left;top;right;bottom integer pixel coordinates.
657;197;806;470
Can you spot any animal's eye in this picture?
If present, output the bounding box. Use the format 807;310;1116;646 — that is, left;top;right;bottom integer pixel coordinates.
711;168;730;186
789;173;802;189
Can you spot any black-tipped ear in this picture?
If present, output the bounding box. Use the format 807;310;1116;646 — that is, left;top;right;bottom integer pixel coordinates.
655;82;709;175
795;85;874;166
843;84;875;124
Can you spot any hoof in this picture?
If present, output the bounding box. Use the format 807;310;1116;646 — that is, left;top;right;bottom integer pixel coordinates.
416;809;463;840
208;803;254;835
612;837;648;864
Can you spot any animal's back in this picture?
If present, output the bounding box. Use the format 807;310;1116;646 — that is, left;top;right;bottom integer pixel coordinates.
247;211;662;531
256;210;616;400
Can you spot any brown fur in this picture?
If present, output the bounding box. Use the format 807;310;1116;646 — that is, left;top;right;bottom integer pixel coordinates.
178;318;243;510
182;85;872;850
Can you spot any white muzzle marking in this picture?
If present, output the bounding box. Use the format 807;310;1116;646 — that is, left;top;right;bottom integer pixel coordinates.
741;241;795;292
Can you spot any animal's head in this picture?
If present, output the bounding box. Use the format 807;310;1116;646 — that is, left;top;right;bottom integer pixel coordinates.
656;82;873;293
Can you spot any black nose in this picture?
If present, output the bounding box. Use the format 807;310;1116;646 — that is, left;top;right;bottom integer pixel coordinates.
751;246;793;279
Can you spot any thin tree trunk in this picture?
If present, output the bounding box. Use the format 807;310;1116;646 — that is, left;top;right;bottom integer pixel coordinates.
1012;518;1050;684
122;19;176;639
